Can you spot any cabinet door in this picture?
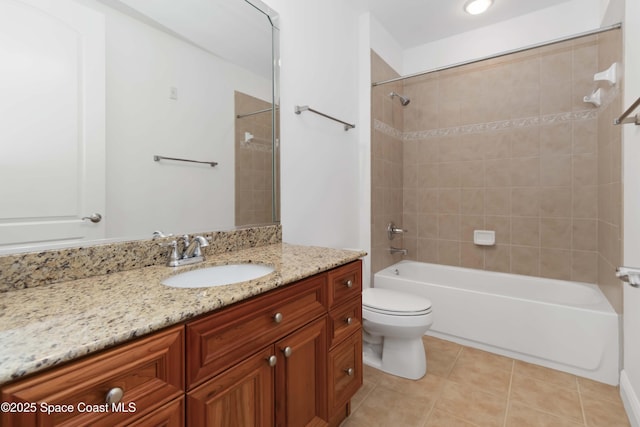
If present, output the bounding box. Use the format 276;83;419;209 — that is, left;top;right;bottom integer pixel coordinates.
187;346;275;427
275;318;328;427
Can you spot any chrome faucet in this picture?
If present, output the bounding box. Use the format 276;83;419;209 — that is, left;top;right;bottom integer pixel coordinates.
183;235;209;258
389;247;408;255
163;234;210;267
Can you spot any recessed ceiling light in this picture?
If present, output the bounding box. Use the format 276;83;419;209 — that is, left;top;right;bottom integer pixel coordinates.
464;0;494;15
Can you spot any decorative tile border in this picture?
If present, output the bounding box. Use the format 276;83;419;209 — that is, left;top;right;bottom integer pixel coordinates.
374;109;599;142
0;224;282;292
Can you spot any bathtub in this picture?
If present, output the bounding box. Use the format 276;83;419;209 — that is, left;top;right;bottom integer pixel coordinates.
374;260;620;385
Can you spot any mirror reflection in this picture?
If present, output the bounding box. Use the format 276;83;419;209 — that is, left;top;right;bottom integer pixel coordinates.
0;0;279;251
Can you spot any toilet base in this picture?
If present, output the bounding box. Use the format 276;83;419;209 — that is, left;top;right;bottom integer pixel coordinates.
362;336;426;380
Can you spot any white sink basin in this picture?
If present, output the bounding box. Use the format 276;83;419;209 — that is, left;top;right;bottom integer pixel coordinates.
161;263;275;288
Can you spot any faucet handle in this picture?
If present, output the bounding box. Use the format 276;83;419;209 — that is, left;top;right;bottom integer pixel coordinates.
159;240;180;265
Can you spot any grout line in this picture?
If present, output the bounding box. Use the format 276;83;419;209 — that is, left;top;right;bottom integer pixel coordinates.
502;360;515;427
577;377;589;426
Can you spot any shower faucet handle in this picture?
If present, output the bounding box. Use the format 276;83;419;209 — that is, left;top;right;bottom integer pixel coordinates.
387;222;408;240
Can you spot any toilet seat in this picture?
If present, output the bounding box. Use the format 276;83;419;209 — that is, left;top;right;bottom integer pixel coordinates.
363;288;432;316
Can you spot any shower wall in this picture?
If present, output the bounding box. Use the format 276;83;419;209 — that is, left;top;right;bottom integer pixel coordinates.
370;30;623;310
235;91;274;226
371;52;405;274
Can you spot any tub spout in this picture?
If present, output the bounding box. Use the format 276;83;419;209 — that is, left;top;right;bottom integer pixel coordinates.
389;247;408;255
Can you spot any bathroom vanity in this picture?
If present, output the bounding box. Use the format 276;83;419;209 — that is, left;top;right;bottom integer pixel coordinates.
0;244;363;427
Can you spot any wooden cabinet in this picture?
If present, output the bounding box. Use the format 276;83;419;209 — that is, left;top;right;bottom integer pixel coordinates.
326;261;363;427
186;274;330;427
1;260;363;427
0;325;184;427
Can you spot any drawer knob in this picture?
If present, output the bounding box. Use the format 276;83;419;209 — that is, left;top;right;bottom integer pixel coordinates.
105;387;124;405
344;368;354;376
345;279;353;288
345;317;353;325
282;346;293;358
273;312;283;323
267;355;278;367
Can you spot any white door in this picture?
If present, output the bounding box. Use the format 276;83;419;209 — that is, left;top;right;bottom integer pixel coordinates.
622;0;640;425
0;0;105;248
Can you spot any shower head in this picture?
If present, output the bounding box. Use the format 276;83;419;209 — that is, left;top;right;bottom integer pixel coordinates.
390;91;410;106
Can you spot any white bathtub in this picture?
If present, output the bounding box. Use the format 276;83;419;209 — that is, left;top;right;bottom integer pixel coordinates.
374;260;620;385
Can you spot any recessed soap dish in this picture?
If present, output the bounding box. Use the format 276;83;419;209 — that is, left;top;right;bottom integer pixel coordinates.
474;230;496;246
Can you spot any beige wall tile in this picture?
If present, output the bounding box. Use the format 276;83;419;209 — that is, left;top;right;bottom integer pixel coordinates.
539;187;572;218
540;122;572;157
511;246;540;276
485;188;511;216
461;242;484;269
540;249;572;280
511;187;540;217
439;214;460;240
485;244;510;273
485;216;511;244
461;189;484;215
540;155;572;186
541;218;572;249
461;215;485;242
512;217;540;246
571;250;598;283
511;157;540;187
438;240;461;266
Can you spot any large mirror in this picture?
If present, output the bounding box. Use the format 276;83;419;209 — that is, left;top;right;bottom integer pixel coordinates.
0;0;280;252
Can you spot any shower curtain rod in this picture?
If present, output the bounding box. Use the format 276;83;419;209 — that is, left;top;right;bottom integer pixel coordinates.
372;23;622;87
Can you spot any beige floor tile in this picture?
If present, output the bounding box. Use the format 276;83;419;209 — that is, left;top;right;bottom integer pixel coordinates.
424;408;479;427
510;373;584;423
377;371;446;400
343;384;433;427
350;378;376;412
506;401;583;426
362;363;386;386
448;357;512;397
577;376;622;403
434;380;507;427
514;360;578;390
423;336;462;378
455;347;514;372
582;396;631;427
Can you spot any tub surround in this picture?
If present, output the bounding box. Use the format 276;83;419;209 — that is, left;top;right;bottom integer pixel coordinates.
0;224;282;292
375;260;620;385
0;242;366;386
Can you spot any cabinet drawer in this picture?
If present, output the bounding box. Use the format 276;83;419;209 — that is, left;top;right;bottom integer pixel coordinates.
187;274;327;388
128;397;184;427
328;297;362;349
328;331;362;414
327;261;362;309
0;325;184;427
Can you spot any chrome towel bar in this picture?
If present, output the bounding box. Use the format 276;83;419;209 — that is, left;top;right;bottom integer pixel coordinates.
614;96;640;125
294;105;355;131
153;155;218;167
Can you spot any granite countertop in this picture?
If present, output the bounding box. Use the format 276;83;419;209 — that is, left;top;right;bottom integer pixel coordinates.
0;243;366;386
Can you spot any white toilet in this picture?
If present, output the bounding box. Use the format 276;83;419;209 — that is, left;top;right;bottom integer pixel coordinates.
362;287;433;380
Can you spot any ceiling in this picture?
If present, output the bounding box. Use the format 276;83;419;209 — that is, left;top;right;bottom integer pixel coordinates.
357;0;573;48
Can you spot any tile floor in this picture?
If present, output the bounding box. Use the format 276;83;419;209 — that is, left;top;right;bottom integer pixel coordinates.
342;336;630;427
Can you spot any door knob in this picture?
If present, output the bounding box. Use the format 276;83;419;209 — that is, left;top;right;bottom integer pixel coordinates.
82;213;102;223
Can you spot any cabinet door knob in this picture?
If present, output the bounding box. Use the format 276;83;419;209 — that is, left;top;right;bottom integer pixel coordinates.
344;368;354;376
345;317;353;325
105;387;124;404
273;312;283;323
344;279;353;288
267;355;277;367
282;346;293;358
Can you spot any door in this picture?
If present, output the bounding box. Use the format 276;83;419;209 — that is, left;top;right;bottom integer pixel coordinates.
0;0;105;248
622;0;640;424
275;317;328;427
187;346;275;426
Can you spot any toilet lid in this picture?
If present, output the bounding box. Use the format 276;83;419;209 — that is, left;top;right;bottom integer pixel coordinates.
363;288;432;315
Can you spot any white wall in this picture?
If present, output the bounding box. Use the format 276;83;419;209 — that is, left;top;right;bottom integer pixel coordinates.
403;0;602;75
369;14;404;77
76;0;271;239
262;0;364;254
621;0;640;422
